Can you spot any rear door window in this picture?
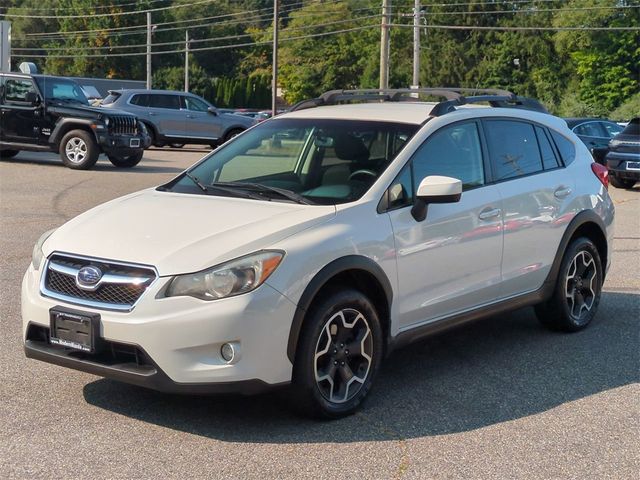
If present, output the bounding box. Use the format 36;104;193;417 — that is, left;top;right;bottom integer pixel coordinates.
149;94;180;110
484;120;543;181
535;126;560;170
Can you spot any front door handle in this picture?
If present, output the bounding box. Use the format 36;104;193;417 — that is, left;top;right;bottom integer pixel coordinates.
479;207;501;221
148;112;157;116
554;186;572;199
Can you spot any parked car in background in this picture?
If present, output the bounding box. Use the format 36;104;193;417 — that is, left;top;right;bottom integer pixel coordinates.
565;118;624;164
606;117;639;189
0;72;150;169
100;89;256;148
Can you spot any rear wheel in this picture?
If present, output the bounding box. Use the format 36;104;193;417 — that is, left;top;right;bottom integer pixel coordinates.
169;143;185;148
0;150;19;158
224;128;244;143
610;176;636;189
535;237;603;332
108;151;144;168
59;130;99;170
292;288;383;419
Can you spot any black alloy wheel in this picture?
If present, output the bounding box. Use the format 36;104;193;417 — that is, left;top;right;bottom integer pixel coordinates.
535;237;603;332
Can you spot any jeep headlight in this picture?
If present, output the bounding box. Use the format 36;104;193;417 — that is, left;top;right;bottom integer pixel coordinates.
31;228;57;270
138;121;147;134
165;251;284;301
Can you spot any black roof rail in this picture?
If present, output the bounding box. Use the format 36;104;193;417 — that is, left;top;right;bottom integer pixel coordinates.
289;87;547;116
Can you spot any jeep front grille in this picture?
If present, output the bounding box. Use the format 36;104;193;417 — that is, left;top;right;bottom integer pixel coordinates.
41;253;157;311
109;115;137;136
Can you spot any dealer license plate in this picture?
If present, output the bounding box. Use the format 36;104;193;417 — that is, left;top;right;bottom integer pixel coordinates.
49;307;100;353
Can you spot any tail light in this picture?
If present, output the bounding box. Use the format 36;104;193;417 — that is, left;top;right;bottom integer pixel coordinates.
591;162;609;189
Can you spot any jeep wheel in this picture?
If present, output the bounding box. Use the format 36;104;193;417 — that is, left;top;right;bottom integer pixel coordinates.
292;289;383;419
108;151;144;168
609;176;636;189
0;150;19;159
59;130;99;170
535;237;603;332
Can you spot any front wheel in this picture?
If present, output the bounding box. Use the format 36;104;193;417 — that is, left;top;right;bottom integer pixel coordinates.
0;150;19;158
610;176;636;189
59;130;99;169
108;151;144;168
292;289;383;419
535;237;603;332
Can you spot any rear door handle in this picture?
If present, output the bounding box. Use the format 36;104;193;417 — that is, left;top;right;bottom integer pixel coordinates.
479;207;501;221
554;186;572;199
148;112;157;116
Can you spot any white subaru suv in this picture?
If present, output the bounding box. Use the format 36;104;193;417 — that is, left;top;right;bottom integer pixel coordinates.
22;89;614;418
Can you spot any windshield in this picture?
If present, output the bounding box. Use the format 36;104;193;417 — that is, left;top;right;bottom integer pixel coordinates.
162;118;418;205
35;77;89;105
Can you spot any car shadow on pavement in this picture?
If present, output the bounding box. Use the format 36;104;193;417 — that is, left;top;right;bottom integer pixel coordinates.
83;291;639;443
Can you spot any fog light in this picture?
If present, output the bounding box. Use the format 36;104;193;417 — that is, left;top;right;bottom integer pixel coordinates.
221;343;235;362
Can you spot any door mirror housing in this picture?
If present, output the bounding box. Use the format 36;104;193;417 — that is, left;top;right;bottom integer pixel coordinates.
411;175;463;221
207;106;218;116
25;92;40;106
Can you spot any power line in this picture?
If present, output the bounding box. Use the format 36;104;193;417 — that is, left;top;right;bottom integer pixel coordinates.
12;13;381;52
13;23;380;59
2;0;218;19
0;0;172;12
390;23;640;31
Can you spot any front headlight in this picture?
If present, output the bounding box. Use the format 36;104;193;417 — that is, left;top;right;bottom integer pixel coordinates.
165;251;284;301
137;121;147;134
31;228;57;270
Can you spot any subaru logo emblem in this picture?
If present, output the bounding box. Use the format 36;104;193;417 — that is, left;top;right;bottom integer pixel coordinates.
77;266;103;287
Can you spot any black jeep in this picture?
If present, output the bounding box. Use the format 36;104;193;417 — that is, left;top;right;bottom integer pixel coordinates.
0;73;151;169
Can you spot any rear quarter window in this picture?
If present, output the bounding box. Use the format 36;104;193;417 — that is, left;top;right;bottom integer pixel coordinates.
550;130;576;166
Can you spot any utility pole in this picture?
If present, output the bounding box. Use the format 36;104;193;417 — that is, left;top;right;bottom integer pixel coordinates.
146;11;152;89
184;30;189;92
272;0;279;116
412;0;421;88
379;0;391;89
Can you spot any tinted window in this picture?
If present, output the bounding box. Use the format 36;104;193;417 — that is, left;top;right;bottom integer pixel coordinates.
4;78;36;103
485;120;543;180
574;122;606;137
411;122;485;190
184;96;209;112
149;94;180;110
535;126;560;170
602;121;623;138
130;94;149;106
550;130;576;165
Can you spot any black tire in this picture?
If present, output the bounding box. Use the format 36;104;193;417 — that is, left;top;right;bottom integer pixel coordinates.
209;142;219;150
0;150;19;158
292;288;383;419
224;128;244;143
535;237;603;332
609;176;636;189
59;130;99;170
108;151;144;168
169;143;185;148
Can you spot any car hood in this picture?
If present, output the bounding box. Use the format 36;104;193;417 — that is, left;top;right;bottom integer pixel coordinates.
47;101;135;119
43;189;336;276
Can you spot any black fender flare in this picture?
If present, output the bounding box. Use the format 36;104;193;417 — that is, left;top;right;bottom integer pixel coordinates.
286;255;393;363
541;209;609;295
50;119;98;146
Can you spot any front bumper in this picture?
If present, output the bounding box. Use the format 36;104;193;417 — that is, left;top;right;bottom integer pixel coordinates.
606;154;640;180
22;263;297;392
97;132;152;154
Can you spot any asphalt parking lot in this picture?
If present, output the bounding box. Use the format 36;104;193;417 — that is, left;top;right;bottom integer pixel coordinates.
1;148;638;479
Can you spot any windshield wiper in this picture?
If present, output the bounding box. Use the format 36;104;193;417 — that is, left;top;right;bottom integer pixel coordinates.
213;181;313;205
184;172;208;192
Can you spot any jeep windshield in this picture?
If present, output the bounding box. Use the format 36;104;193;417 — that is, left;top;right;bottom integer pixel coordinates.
34;77;89;105
161;118;418;205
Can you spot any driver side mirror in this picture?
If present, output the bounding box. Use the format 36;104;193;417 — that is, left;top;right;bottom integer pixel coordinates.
25;92;41;106
207;106;218;116
411;175;462;221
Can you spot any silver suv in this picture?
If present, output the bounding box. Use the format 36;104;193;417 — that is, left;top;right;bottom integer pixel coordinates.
100;89;255;148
